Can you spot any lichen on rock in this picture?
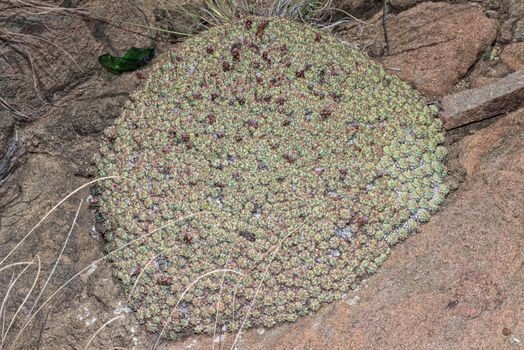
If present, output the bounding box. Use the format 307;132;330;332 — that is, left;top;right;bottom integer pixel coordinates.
96;16;448;339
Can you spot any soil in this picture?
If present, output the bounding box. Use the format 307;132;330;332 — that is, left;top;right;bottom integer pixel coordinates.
0;1;522;349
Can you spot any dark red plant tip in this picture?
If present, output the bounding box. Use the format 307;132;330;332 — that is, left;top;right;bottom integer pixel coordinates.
183;232;193;244
208;114;217;124
319;92;326;99
231;48;240;60
253;61;261;69
263;96;272;103
222;61;231;71
295;69;305;78
320;107;332;119
157;276;173;285
210;92;219;101
231;42;242;60
330;92;341;101
282;153;297;164
192;92;203;100
262;51;270;62
181;133;190;143
355;61;361;72
275;97;286;106
315;32;322;42
356;216;369;226
256;19;269;37
206;46;214;54
245;18;253;30
280;44;288;53
135;71;147;80
199;80;208;88
248;42;260;53
105;133;117;142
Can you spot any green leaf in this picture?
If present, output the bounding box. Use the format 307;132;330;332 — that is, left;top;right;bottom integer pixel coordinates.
98;47;155;74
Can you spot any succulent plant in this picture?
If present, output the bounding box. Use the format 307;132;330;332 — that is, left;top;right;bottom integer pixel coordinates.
96;16;448;340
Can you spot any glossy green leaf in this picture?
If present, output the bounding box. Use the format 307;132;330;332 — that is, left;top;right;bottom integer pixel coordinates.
98;47;155;74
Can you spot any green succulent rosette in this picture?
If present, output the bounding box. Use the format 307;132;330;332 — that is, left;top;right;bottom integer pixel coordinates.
96;17;448;339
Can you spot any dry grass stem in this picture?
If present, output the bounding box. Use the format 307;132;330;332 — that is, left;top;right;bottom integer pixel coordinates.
151;268;244;350
83;315;124;350
8;211;208;350
27;199;83;317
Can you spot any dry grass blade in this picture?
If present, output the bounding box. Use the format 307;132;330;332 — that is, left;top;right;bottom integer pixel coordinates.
0;176;120;267
3;256;41;343
9;0;89;15
126;253;161;303
83;315;124;350
151;268;244;350
0;256;41;347
0;262;34;276
229;219;307;350
211;247;236;350
6;31;81;70
26;199;83;318
0;97;33;122
0;262;33;332
7;211;208;350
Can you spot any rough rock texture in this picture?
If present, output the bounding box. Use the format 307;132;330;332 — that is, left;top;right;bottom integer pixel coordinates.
332;0;382;19
382;2;497;97
389;0;424;11
171;109;524;350
501;42;524;71
441;69;524;129
0;113;16;183
500;0;524;42
466;57;513;90
339;2;498;97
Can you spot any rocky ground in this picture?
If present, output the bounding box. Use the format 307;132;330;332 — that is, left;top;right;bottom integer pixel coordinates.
0;0;522;349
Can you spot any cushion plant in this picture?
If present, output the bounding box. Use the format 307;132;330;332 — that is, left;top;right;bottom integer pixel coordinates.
96;16;448;340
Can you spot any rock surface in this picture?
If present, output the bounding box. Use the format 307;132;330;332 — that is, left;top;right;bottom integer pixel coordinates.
441;70;524;129
339;2;498;97
500;0;524;42
501;42;524;71
382;2;497;97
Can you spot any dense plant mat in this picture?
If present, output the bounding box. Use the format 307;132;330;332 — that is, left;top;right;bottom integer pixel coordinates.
96;16;448;339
